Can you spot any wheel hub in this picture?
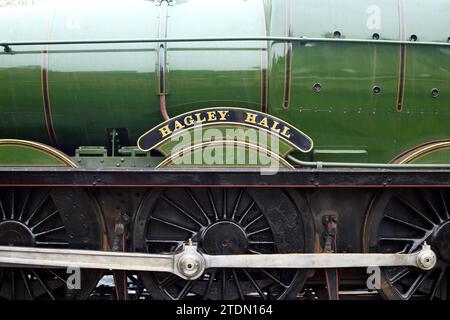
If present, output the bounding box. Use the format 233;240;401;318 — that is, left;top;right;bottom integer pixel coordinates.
201;221;248;254
431;221;450;264
0;220;35;246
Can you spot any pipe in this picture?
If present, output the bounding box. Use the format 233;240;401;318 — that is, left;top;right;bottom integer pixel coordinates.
286;154;450;169
2;36;450;52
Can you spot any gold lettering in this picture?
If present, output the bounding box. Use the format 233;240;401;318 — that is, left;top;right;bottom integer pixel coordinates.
245;112;258;124
174;120;185;130
207;111;217;122
217;110;229;121
195;113;206;123
271;121;281;133
184;115;194;126
280;126;292;139
258;117;269;128
159;125;172;138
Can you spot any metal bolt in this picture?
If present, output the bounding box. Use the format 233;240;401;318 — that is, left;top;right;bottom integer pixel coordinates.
416;246;437;270
372;85;381;95
313;83;322;93
431;88;439;98
177;253;203;279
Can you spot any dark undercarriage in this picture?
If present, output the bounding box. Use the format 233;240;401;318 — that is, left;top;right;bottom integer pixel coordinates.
0;167;449;300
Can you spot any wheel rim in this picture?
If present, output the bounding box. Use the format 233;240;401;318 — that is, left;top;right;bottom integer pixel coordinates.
0;187;103;300
364;189;450;300
133;188;313;300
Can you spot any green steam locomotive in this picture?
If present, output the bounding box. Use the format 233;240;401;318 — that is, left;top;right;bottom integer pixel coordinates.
0;0;449;300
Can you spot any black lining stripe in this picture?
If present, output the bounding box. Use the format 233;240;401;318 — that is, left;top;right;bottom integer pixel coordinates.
396;44;406;112
158;44;165;94
41;49;57;147
282;0;292;110
282;42;292;109
158;1;168;95
261;48;268;113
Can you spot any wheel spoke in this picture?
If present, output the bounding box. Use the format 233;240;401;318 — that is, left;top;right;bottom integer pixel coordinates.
186;188;211;225
238;200;255;224
150;216;195;234
231;189;244;221
247;227;271;237
223;189;227;220
10;189;15;220
11;269;15;300
249;241;275;245
32;270;56;300
222;269;227;300
419;190;444;223
207;189;219;221
403;272;429;299
232;269;245;300
244;214;264;230
161;194;205;228
178;280;194;299
159;274;179;288
21;270;34;300
389;267;410;284
25;190;51;224
0;271;4;290
438;190;450;220
384;214;429;232
260;269;289;289
47;269;69;285
203;270;216;300
18;190;31;221
379;237;416;242
394;195;435;226
429;269;445;300
35;241;70;246
0;197;6;220
243;269;267;300
34;225;65;237
30;209;59;231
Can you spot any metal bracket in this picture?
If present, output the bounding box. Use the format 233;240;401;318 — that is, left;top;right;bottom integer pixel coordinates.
1;44;11;53
0;243;437;281
112;213;130;300
322;214;339;300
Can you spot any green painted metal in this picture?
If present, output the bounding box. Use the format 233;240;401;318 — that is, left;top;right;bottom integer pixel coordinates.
0;0;449;166
0;145;64;166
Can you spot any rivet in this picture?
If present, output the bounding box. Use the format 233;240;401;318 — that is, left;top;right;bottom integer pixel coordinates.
372;85;381;95
431;88;439;98
409;34;418;41
313;83;322;93
333;31;341;39
372;33;380;40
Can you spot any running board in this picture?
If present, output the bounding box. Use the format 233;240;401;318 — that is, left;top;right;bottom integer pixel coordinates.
0;243;436;280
